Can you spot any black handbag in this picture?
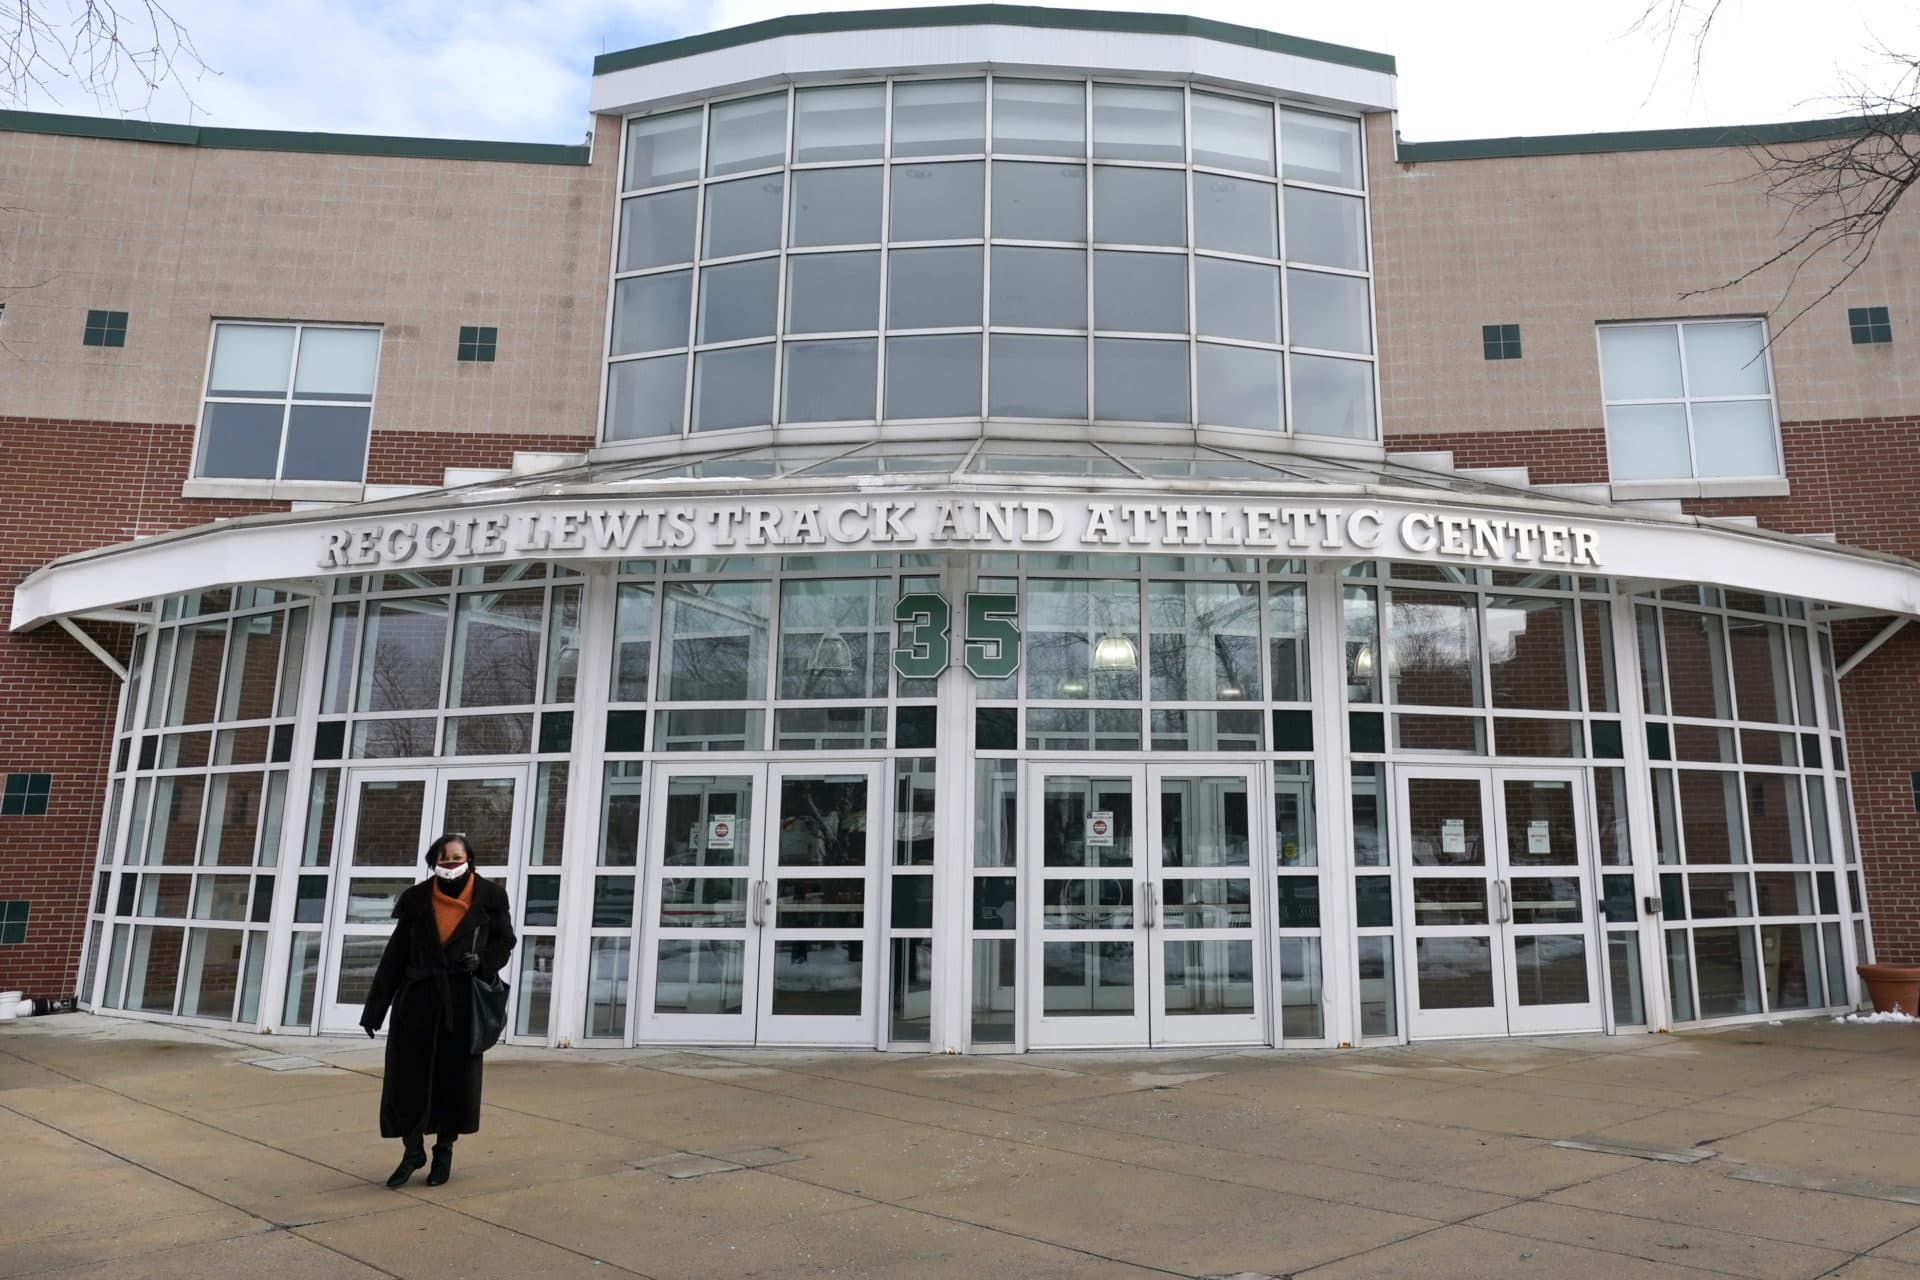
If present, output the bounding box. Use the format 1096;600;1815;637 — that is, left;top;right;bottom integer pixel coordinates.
467;919;510;1054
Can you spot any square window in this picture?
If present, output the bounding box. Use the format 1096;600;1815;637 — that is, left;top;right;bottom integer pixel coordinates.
1482;323;1522;360
1598;319;1780;483
197;323;380;483
83;309;128;348
457;325;498;362
1848;306;1892;344
1;773;50;816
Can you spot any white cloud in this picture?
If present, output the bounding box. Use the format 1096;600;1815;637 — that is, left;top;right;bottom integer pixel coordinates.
14;0;1917;143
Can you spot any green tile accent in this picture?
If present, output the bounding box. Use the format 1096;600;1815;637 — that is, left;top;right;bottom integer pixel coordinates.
896;705;937;750
1271;709;1313;752
313;721;345;761
82;309;127;348
1801;733;1822;768
1645;721;1671;762
1398;112;1888;163
1602;874;1637;923
1590;720;1623;760
457;324;498;363
539;709;575;753
295;875;328;923
1348;710;1385;754
1482;322;1522;360
1;773;50;816
0;108;591;165
1848;305;1892;344
975;707;1016;751
1660;872;1687;920
1354;875;1393;928
1818;871;1839;914
1275;877;1321;928
890;873;934;929
596;4;1395;77
605;710;649;752
592;877;635;927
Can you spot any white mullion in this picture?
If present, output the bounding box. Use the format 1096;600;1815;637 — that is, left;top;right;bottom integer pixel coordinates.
875;80;895;422
1083;79;1096;423
272;326;302;484
770;86;797;428
980;71;995;423
1182;83;1199;430
554;563;618;1045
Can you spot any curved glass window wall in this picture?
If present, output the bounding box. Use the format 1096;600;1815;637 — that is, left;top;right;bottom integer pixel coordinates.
607;77;1374;443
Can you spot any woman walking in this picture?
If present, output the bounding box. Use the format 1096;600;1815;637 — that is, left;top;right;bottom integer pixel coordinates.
360;833;515;1188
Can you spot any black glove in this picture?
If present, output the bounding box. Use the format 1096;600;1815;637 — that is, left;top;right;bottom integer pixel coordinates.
458;953;480;973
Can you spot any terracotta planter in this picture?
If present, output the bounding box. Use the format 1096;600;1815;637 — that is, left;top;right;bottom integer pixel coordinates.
1856;963;1920;1015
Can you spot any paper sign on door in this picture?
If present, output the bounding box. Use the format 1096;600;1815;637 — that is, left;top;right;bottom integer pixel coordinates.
1527;820;1551;855
1441;819;1466;855
1086;811;1114;847
707;816;735;850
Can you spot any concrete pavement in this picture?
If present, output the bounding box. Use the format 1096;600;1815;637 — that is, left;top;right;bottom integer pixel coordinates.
1;1015;1917;1278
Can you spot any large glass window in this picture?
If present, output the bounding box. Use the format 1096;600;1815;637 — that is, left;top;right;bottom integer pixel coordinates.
607;79;1372;441
1599;320;1781;483
197;323;380;483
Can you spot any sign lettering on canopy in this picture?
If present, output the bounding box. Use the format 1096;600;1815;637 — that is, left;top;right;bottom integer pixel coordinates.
315;497;1604;572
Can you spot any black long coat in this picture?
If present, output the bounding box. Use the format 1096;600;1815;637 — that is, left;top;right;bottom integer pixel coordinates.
360;874;515;1140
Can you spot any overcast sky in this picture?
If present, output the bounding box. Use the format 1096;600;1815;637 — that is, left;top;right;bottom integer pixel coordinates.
20;0;1917;144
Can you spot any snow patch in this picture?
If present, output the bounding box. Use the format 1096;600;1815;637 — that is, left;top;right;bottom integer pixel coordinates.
1833;1009;1918;1024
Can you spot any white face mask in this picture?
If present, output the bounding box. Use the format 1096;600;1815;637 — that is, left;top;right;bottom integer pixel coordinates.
432;863;469;881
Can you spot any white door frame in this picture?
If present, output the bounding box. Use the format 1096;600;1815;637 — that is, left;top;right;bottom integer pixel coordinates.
1395;763;1602;1040
320;762;531;1035
634;760;888;1047
1024;760;1269;1049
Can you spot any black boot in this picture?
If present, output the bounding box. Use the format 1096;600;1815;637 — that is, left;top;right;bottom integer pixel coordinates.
425;1141;454;1187
386;1143;426;1189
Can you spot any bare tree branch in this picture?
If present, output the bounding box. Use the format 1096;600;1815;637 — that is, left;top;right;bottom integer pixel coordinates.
0;0;208;114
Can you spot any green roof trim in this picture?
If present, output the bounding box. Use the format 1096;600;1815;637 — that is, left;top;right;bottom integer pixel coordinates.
595;4;1395;78
1396;114;1903;162
0;109;591;165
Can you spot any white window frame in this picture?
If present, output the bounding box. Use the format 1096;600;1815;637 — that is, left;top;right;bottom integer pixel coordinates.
1597;318;1788;501
185;321;383;501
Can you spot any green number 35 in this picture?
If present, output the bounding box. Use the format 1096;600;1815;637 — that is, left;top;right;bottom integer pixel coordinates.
892;591;1022;681
893;593;951;680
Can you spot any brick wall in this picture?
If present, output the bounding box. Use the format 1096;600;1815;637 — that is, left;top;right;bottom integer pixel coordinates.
1384;415;1920;962
0;414;593;995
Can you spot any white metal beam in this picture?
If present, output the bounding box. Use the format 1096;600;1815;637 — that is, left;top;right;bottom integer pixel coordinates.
1836;617;1910;679
55;617;127;681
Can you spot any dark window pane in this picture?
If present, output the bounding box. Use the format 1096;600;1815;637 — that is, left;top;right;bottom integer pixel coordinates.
280;405;369;482
198;403;284;479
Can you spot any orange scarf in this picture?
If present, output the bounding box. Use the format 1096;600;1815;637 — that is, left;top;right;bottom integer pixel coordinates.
432;875;474;946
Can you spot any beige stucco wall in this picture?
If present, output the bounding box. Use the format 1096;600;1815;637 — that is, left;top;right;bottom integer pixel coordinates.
0;115;620;434
1368;113;1920;435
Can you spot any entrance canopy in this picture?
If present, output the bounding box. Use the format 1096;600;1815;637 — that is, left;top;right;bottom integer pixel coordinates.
16;439;1920;629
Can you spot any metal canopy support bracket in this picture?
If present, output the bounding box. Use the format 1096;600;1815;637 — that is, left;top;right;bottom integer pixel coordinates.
1836;616;1910;679
55;617;128;682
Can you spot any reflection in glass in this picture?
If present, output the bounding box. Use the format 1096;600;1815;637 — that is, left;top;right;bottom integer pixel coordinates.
890;161;984;241
653;939;740;1015
1092;84;1182;161
989;335;1086;419
991;161;1086;240
702;174;784;258
624;109;701;189
1283;187;1366;269
450;588;543;708
789;166;883;246
1417;936;1494;1009
662;581;770;701
786;252;880;333
1041;776;1134;868
1095;337;1188;423
1094;250;1187;333
1290;353;1374;439
884;335;981;418
1195;257;1282;343
1027;580;1142;701
1163;940;1254;1014
771;941;863;1015
1092;166;1185;245
892;79;985;156
1198;344;1283;430
707;92;786;176
1043;941;1135;1015
1514;935;1589;1005
889;247;983;329
990;247;1085;328
620;188;697;271
992;79;1084;155
659;877;748;927
784;340;877;423
356;598;447;712
777;776;870;866
1148;581;1260;702
1389;590;1481;708
1281;110;1362;188
794;84;884;161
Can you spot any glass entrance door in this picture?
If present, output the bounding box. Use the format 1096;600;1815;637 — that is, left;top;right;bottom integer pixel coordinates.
636;762;885;1046
323;764;529;1033
1397;767;1601;1038
1027;764;1266;1048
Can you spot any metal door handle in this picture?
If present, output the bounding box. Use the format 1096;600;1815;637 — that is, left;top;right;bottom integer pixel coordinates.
1495;879;1511;924
750;879;768;927
1140;881;1157;929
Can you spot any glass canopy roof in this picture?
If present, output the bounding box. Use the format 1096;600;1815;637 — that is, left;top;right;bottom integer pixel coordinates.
512;439;1540;501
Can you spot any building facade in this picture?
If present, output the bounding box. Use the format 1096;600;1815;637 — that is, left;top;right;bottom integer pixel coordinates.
2;6;1916;1052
